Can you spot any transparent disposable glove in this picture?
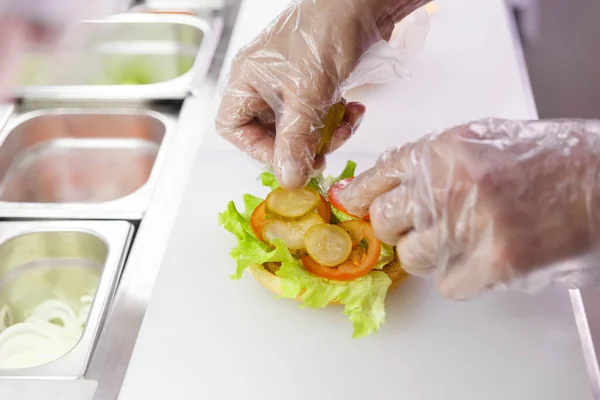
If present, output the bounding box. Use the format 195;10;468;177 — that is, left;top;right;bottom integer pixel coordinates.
216;0;429;189
339;118;600;299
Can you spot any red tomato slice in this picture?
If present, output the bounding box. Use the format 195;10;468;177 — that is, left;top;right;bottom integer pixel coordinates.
301;220;381;281
250;201;269;241
317;194;331;223
328;178;369;221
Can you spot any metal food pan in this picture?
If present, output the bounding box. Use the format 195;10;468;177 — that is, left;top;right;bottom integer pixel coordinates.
15;13;219;101
0;107;176;220
129;5;198;15
0;220;133;378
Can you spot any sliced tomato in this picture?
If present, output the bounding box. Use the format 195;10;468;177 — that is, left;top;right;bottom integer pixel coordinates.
301;220;381;281
328;178;370;221
250;201;269;241
317;194;331;223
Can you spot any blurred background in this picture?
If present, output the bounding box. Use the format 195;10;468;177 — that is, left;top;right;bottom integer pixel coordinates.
507;0;600;119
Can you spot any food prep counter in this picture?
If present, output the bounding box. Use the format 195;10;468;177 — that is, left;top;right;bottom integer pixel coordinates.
0;0;598;399
117;1;597;400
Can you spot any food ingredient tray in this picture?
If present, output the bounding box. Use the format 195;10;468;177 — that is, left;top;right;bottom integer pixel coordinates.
15;13;219;101
0;1;234;398
0;220;133;378
0;106;176;220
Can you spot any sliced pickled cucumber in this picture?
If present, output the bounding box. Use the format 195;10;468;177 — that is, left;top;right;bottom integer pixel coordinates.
337;220;367;248
316;99;347;155
304;224;353;267
346;248;368;264
262;213;324;252
265;187;320;219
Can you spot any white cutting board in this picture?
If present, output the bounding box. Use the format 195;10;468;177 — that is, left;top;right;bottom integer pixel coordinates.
119;0;592;398
119;149;593;400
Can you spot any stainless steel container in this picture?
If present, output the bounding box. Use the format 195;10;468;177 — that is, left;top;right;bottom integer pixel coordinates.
15;13;218;101
0;2;233;397
0;106;177;220
0;220;133;378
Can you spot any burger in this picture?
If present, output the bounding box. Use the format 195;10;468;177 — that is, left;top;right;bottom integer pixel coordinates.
219;161;407;338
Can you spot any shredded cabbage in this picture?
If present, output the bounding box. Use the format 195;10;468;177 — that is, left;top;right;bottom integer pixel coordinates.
219;161;395;338
0;295;93;369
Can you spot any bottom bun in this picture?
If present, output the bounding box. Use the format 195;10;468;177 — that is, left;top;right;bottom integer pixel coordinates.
248;259;408;306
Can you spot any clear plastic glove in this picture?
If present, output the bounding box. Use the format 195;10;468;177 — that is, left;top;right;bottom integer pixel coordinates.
339;118;600;299
216;0;429;189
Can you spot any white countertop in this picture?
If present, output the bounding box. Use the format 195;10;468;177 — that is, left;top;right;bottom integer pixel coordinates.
118;0;594;399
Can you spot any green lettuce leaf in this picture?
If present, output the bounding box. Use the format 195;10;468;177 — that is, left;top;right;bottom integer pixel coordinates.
259;172;280;190
374;243;396;270
219;160;393;338
276;257;391;338
334;160;357;182
331;207;355;223
242;194;263;219
306;160;357;196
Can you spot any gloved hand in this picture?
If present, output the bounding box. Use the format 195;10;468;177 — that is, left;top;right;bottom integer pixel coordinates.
339;118;600;299
216;0;428;189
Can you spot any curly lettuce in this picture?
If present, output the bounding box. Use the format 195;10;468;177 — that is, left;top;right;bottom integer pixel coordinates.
219;161;394;338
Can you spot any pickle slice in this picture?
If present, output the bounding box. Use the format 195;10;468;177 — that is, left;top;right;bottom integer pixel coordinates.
265;187;320;219
337;220;366;248
304;224;353;267
316;99;347;155
262;213;324;251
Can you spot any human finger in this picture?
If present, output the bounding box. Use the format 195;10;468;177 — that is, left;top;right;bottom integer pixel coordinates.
397;227;439;278
369;184;415;245
340;143;416;217
273;100;322;189
216;92;276;165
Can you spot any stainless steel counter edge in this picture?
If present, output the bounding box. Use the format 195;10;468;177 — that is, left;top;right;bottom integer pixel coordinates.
85;2;240;398
84;95;215;399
